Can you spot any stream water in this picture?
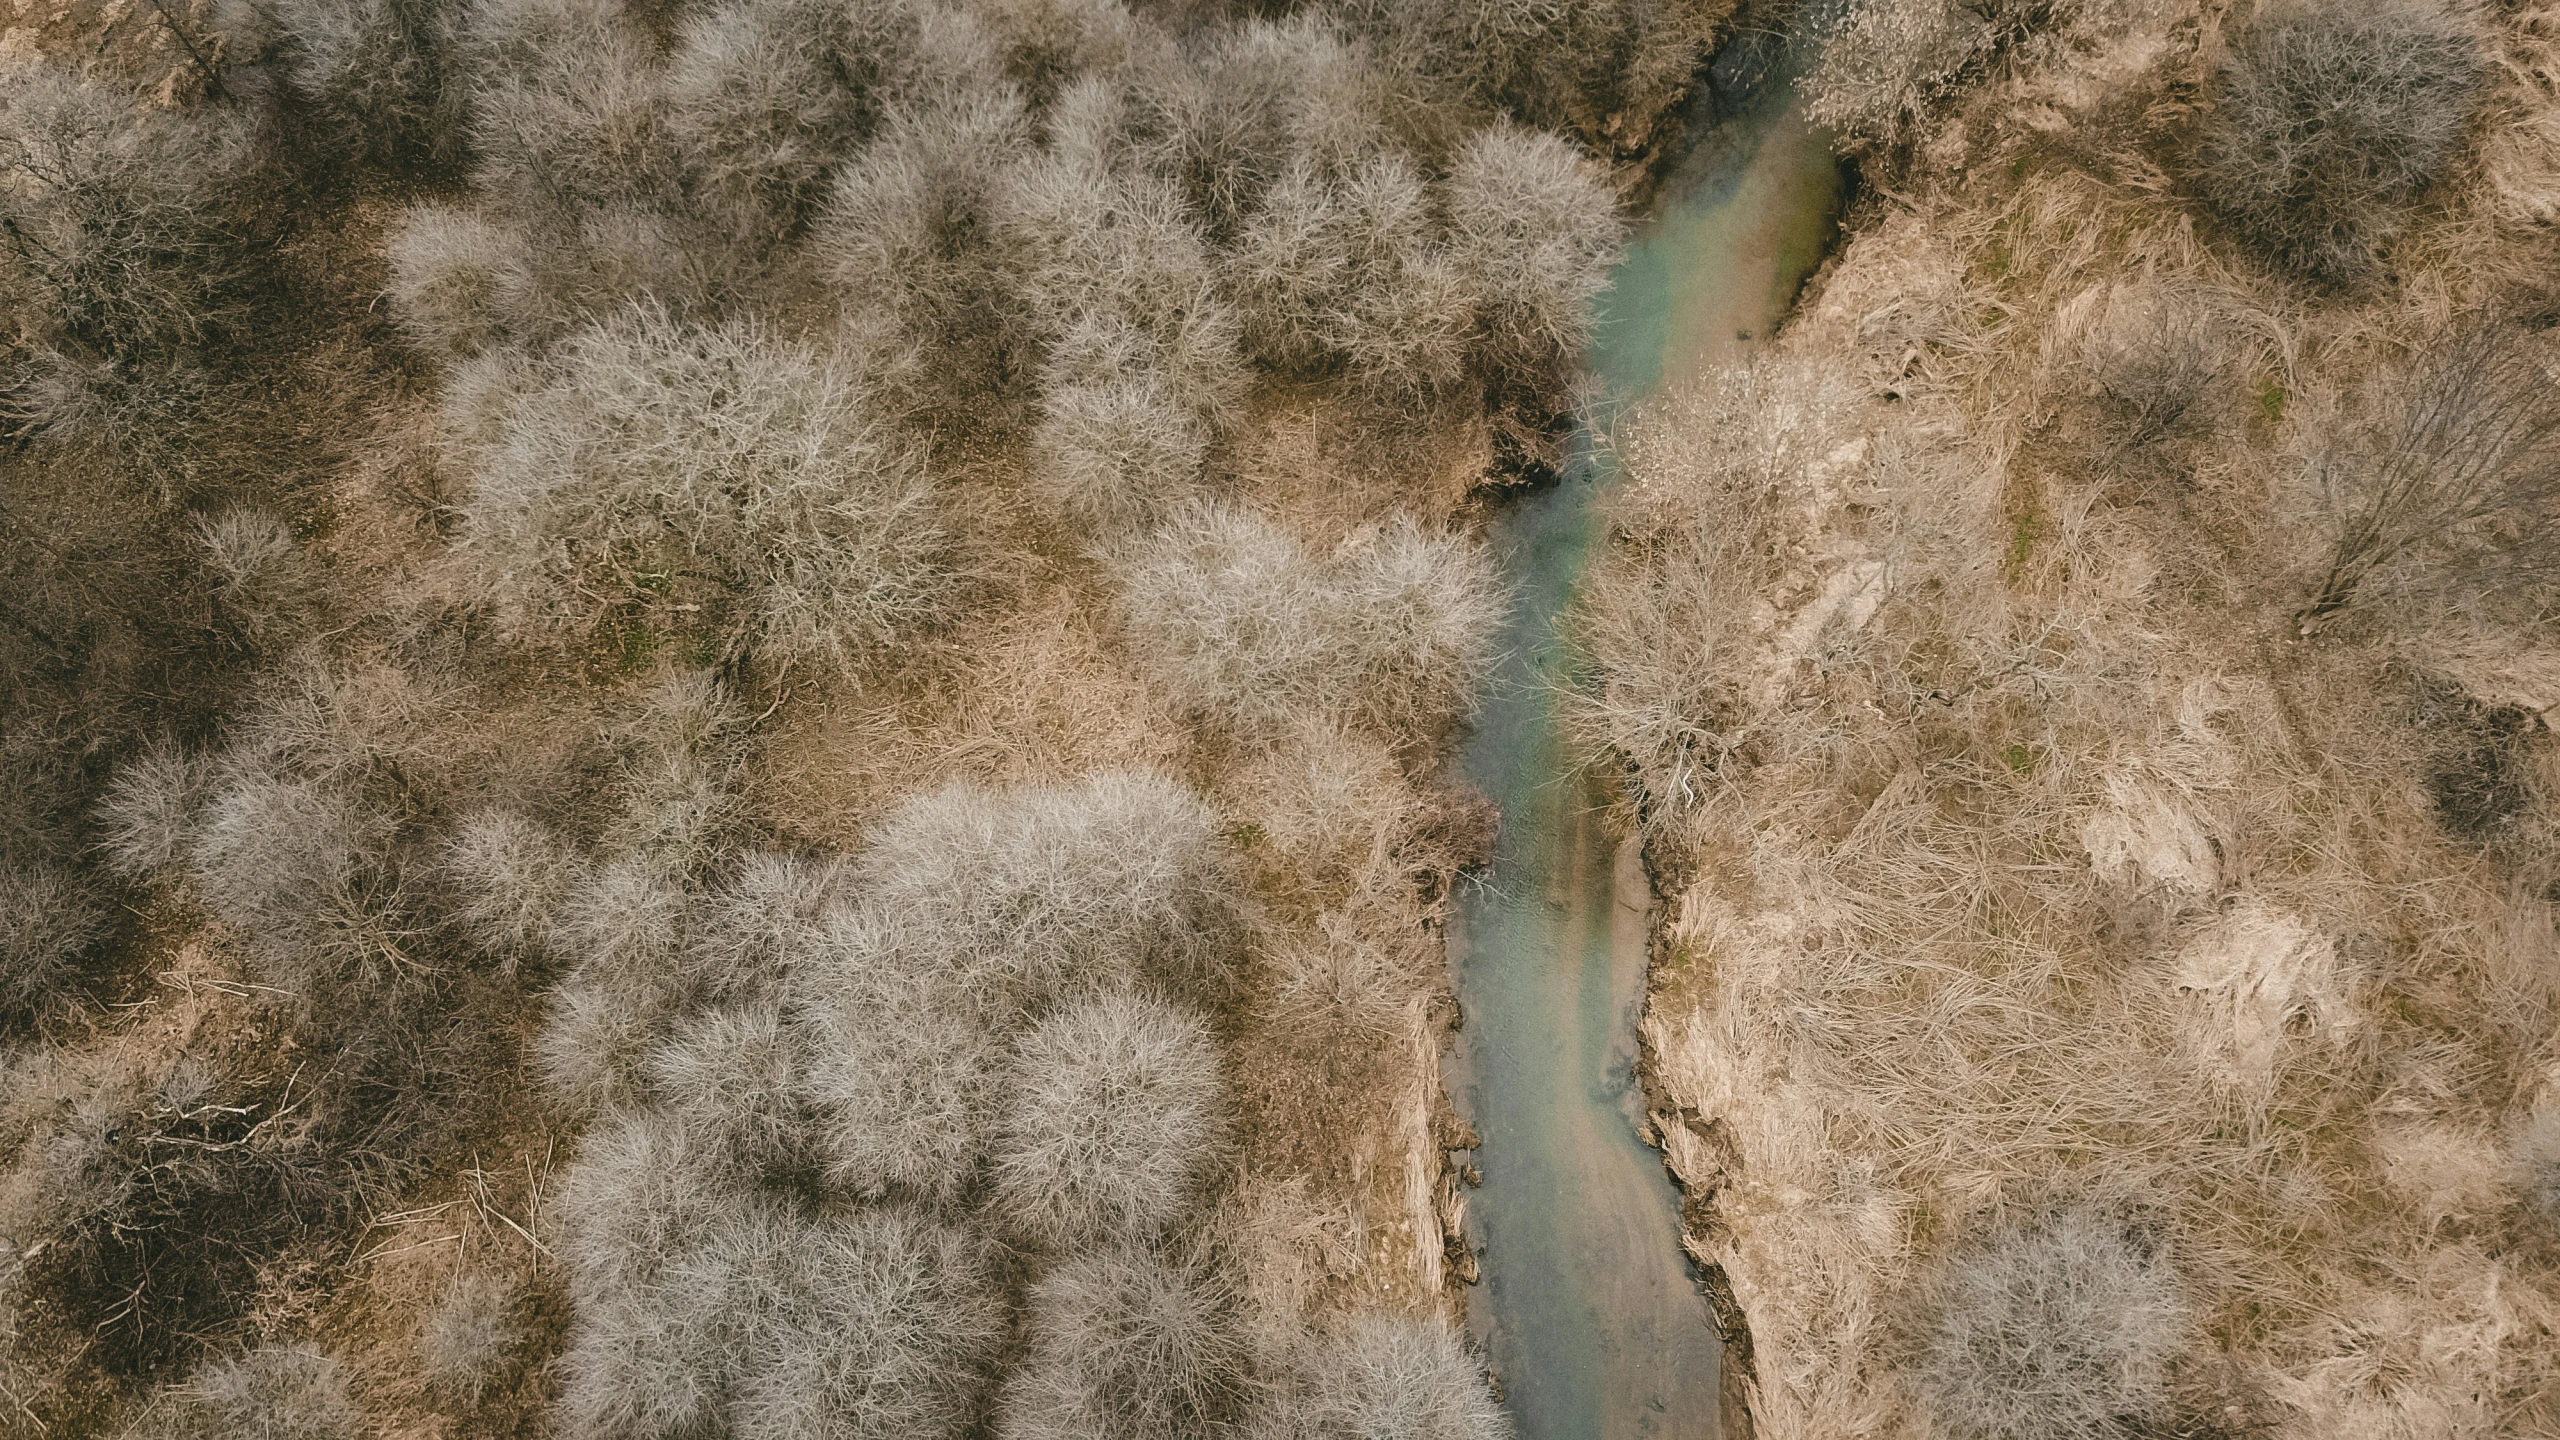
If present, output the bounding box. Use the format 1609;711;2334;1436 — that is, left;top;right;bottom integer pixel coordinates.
1447;46;1845;1440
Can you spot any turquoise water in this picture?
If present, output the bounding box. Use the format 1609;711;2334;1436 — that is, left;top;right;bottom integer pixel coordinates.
1448;64;1844;1440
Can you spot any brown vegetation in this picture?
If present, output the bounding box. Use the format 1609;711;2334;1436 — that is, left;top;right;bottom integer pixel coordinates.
0;0;1717;1430
1577;1;2560;1435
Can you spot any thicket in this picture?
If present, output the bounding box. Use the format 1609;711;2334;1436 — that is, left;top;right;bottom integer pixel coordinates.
2195;0;2487;283
1801;0;2072;155
1906;1206;2191;1440
2298;324;2560;627
1118;502;1503;741
0;0;1644;1425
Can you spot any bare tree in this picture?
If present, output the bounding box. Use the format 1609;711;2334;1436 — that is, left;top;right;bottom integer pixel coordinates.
2299;325;2560;629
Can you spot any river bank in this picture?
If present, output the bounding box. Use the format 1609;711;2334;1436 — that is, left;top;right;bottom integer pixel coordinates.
1585;3;2560;1436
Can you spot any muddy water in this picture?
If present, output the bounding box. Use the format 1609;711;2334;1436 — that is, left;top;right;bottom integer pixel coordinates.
1447;57;1843;1440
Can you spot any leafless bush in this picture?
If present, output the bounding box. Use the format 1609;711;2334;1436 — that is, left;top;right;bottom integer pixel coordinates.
989;987;1225;1249
979;0;1150;115
1027;368;1210;532
385;204;535;355
2074;290;2225;455
1121;16;1384;240
641;1001;812;1179
605;668;750;869
167;1346;361;1440
1254;1311;1511;1440
198;507;316;640
690;849;840;995
854;768;1243;1009
187;772;393;994
1117;502;1502;738
94;742;212;879
443;808;582;956
419;1271;521;1406
261;0;469;168
558;1118;1005;1440
450;306;958;673
463;0;676;222
2299;325;2560;627
1569;357;1871;830
0;63;259;361
1000;1236;1256;1440
538;855;697;1111
0;862;106;1014
793;908;1005;1204
1440;124;1619;389
715;1206;1010;1440
1906;1205;2192;1440
2196;0;2486;283
663;0;921;241
818;89;1033;418
999;126;1248;422
1227;151;1470;392
1802;0;2015;154
553;1106;758;1438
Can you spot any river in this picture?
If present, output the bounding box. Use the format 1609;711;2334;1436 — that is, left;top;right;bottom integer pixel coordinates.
1447;41;1845;1440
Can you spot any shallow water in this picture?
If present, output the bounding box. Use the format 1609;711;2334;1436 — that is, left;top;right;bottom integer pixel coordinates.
1447;61;1844;1440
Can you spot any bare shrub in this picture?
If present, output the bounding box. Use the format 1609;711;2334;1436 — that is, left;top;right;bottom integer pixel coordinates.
169;1346;360;1440
262;0;468;168
0;862;106;1014
2298;325;2560;627
1117;502;1502;738
1027;368;1210;532
419;1271;521;1406
538;855;695;1111
385;204;535;355
558;1122;1006;1440
1121;16;1385;239
1569;357;1871;830
0;63;259;361
856;768;1243;1008
1227;151;1470;392
1441;124;1619;388
690;849;840;995
663;0;920;241
187;772;391;993
1254;1311;1510;1440
443;808;582;956
2195;0;2486;282
1906;1205;2192;1440
999;124;1248;421
818;89;1033;417
94;742;212;879
450;306;957;673
989;987;1225;1249
1802;0;2011;154
972;0;1144;112
463;0;675;221
715;1206;1009;1440
607;668;750;868
793;908;1005;1204
552;1105;757;1437
2073;289;2225;454
641;1001;812;1179
999;1236;1255;1439
198;507;315;640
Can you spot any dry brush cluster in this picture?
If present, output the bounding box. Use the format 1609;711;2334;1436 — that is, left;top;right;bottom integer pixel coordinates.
0;0;1668;1430
1574;1;2560;1436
